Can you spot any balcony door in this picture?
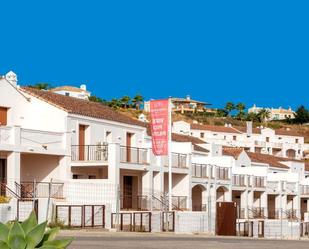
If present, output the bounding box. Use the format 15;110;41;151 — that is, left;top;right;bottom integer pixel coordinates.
0;107;8;126
123;176;133;209
126;132;133;162
79;125;86;160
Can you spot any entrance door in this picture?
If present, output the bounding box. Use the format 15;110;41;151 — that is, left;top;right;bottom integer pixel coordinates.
0;107;7;126
126;133;133;162
123;176;133;209
79;125;86;160
216;202;237;236
0;159;6;182
0;159;6;195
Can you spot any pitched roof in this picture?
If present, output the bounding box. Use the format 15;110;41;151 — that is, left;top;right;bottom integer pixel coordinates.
222;147;244;159
193;144;210;153
247;152;290;169
190;123;241;134
233;126;262;134
21;87;147;128
274;129;302;137
171;133;205;144
51;86;90;93
305;161;309;172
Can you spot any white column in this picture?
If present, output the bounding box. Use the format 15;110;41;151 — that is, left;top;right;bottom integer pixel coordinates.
108;143;120;213
7;152;21;189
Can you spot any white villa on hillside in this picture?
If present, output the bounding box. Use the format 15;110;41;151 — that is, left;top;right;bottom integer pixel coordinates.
0;72;309;237
51;84;91;100
248;104;295;120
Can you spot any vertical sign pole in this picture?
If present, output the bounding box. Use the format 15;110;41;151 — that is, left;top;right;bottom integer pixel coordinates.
168;98;172;211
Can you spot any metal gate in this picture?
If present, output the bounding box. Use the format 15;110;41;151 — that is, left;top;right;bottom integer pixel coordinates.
162;211;175;232
237;221;253;237
216;202;237;236
55;205;105;228
111;212;152;232
17;199;38;221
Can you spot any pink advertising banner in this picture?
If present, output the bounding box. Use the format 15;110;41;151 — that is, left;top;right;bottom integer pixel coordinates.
149;99;169;156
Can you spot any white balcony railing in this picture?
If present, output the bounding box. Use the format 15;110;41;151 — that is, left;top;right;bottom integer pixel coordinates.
267;181;279;191
0;126;12;144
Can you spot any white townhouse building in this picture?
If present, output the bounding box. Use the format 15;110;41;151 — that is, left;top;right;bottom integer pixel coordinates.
1;74;309;237
173;121;305;160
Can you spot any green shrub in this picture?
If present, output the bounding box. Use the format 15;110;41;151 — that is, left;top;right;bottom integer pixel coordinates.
0;211;73;249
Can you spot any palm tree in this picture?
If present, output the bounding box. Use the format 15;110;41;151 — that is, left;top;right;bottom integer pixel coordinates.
225;102;235;116
120;96;131;109
132;94;144;110
257;109;271;123
108;98;121;109
235;103;246;120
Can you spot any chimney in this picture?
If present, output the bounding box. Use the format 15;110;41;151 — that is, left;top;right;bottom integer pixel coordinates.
80;84;87;91
5;71;18;87
246;121;253;135
186;95;190;101
224;123;228;127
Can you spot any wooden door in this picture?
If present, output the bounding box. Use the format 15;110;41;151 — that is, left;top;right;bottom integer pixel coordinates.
216;202;237;236
79;125;86;160
126;133;133;162
123;176;133;209
0;159;6;196
0;159;6;182
0;107;8;126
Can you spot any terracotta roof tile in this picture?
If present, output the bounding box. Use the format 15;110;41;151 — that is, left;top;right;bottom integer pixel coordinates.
21;87;147;128
51;86;90;93
190;123;241;134
222;147;244;159
247;152;290;169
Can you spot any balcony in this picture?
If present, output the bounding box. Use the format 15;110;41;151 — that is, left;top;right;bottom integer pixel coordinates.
267;181;279;192
254;141;266;147
164;153;188;169
301;185;309;195
172;196;187;210
0;126;12;145
285;182;297;193
120;146;149;165
232;175;245;186
253;177;265;188
216;167;229;180
249;207;265;219
192;163;208;178
71;144;108;162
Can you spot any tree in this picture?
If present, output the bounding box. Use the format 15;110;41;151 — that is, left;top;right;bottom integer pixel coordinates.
88;95;107;104
216;109;228;117
108;98;122;109
246;112;260;122
225;102;235;116
132;94;144;110
257;108;271;123
235;103;246;120
294;105;309;124
120;96;131;108
28;83;52;90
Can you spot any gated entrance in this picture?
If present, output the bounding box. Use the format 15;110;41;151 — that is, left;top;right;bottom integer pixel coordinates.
111;212;152;232
162;211;175;232
216;202;237;236
17;199;38;221
55;205;105;228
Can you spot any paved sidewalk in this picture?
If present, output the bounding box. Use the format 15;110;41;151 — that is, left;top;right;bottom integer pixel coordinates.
60;230;309;249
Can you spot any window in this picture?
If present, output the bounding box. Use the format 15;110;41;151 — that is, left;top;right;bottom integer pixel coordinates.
65;92;70;96
266;137;270;142
233;136;237;141
295;139;299;143
88;175;96;179
200;132;205;138
0;107;8;126
224;136;226;140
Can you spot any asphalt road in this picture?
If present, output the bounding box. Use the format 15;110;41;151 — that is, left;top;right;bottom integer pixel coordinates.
63;232;309;249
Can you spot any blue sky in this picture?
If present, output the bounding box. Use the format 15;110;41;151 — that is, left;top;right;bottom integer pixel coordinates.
1;1;308;109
